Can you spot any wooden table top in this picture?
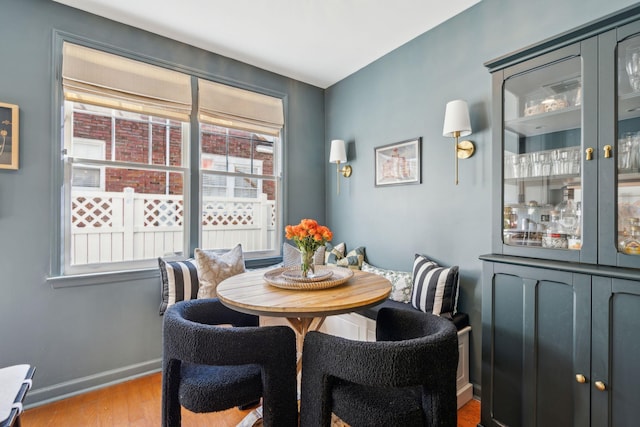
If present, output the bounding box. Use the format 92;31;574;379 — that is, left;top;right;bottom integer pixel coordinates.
217;267;391;318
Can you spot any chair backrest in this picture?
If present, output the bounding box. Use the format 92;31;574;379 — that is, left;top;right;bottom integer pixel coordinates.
300;307;459;427
376;306;457;342
377;307;459;389
162;298;298;427
163;298;293;367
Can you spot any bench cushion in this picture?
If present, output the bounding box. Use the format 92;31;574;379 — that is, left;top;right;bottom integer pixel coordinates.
358;299;469;331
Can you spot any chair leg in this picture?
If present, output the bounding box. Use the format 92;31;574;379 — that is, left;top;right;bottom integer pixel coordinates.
162;360;182;427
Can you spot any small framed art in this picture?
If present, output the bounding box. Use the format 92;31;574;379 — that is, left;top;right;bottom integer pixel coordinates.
374;137;421;186
0;102;19;170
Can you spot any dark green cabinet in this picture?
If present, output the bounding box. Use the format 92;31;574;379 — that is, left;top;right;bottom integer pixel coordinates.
480;257;640;427
591;276;640;427
480;261;590;427
482;6;640;427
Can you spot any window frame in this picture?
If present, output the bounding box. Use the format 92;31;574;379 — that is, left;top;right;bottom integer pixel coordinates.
49;32;286;284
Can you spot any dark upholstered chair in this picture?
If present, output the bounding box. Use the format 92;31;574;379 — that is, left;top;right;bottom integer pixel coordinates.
162;298;298;427
300;307;459;427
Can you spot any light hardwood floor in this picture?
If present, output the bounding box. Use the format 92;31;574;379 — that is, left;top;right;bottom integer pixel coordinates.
23;373;480;426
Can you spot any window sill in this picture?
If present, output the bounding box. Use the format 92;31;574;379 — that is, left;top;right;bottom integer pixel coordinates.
47;257;282;289
47;267;160;289
245;256;283;269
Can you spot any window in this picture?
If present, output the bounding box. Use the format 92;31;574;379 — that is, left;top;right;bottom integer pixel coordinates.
56;42;284;277
198;79;283;258
199;125;280;256
61;42;192;275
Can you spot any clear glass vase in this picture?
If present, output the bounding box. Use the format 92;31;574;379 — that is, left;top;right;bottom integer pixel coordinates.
300;249;315;278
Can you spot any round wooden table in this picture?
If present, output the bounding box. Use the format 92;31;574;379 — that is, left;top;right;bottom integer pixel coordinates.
217;267;390;427
217;267;391;372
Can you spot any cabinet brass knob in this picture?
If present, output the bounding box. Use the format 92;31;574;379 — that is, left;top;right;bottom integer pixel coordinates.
604;145;612;158
576;374;587;383
585;148;594;161
595;381;606;391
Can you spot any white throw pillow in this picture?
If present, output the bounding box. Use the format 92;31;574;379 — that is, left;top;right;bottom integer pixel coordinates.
361;261;413;303
194;244;246;299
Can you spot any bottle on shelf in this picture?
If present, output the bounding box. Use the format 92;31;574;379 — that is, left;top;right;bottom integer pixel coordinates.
557;187;579;236
503;206;517;229
542;210;568;249
525;201;542;246
621;225;640;255
568;201;582;250
620;217;640;253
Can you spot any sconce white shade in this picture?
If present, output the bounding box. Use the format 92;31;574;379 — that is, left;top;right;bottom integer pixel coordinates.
329;139;347;163
442;100;472;137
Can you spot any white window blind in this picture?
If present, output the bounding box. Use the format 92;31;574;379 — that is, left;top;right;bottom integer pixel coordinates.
198;79;284;136
62;42;192;121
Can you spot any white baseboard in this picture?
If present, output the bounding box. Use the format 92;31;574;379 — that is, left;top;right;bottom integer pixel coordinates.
457;382;474;409
25;358;162;408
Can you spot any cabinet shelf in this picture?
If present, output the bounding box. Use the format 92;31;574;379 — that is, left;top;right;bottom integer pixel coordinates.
505;173;580;186
618;169;640;183
505;106;580;137
619;91;640;121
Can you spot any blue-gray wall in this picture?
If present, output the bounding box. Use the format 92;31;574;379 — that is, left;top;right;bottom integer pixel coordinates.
324;0;637;394
0;0;324;405
2;0;638;407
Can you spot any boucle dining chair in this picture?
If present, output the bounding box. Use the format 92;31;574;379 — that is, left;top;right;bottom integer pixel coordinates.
162;298;298;427
300;307;459;427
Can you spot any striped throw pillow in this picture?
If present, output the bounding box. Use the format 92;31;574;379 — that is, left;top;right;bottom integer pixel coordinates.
324;242;346;264
411;254;459;318
335;246;366;270
158;258;199;315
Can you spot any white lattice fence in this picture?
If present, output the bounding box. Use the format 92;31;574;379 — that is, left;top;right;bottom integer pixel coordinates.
70;189;276;265
201;194;276;251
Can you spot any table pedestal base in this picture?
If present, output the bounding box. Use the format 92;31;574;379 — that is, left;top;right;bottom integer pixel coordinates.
236;316;326;427
285;316;326;373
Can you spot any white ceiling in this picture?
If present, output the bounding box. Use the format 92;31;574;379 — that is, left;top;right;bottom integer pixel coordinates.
53;0;480;88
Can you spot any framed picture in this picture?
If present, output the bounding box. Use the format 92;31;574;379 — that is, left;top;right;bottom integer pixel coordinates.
0;102;19;170
374;137;421;186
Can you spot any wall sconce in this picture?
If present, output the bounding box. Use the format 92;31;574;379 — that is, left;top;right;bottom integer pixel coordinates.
442;99;475;185
329;139;352;194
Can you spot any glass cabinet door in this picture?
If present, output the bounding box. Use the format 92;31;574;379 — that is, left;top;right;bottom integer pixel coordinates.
617;34;640;259
502;56;583;255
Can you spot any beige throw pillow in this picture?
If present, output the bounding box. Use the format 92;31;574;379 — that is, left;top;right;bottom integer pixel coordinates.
194;244;246;299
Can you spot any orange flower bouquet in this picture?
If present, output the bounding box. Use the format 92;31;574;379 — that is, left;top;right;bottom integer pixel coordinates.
285;219;333;277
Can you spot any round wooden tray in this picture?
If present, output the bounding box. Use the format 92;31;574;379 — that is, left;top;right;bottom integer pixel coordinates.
264;266;354;290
